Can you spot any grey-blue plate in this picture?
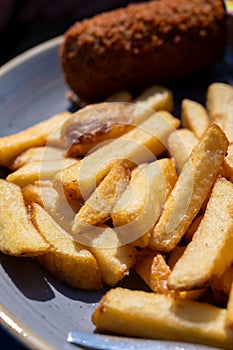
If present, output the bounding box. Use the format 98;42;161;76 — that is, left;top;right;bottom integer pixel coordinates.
0;25;232;350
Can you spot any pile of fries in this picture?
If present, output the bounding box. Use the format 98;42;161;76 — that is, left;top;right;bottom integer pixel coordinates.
1;82;233;348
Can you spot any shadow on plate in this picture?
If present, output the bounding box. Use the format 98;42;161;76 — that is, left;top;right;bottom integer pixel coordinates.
0;253;55;301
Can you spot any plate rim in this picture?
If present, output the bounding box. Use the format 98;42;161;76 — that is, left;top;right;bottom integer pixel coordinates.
0;303;56;350
0;36;63;78
0;36;64;350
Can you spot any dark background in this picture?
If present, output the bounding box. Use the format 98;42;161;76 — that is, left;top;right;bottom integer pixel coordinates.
0;0;144;66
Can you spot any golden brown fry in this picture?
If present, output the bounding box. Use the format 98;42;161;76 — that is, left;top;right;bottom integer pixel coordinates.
206;82;233;120
222;143;233;181
92;288;233;350
10;146;66;170
180;215;203;246
149;124;228;252
168;178;233;291
211;265;233;297
72;160;130;235
81;226;137;286
133;85;173;112
62;87;173;158
7;158;78;187
135;248;204;300
112;158;177;246
23;184;78;232
105;90;132;102
226;280;233;330
135;249;171;294
31;203;103;290
0;111;71;167
181;99;209;138
54;111;180;202
206;82;233;142
167;246;186;270
167;129;198;172
0;179;49;256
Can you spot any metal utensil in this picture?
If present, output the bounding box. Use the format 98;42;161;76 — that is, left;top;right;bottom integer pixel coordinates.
67;331;218;350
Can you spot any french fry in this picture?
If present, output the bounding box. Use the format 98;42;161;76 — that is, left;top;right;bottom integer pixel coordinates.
22;184;78;232
181;99;209;138
206;82;233;120
226;280;233;330
72;160;130;235
179;215;203;246
135;249;171;294
31;203;103;290
62;87;174;158
105;90;133;102
92;288;233;350
167;129;198;172
0;179;49;256
81;226;137;286
222;143;233;181
167;246;186;270
54;111;180;202
22;184;55;208
0;111;71;167
111;158;177;246
7;158;78;187
10;146;66;170
61;103;136;157
206;82;233;142
211;265;233;297
136;248;205;300
168;178;233;291
133;85;173;112
149;124;229;252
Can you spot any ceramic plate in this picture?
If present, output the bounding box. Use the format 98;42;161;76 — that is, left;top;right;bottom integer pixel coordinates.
0;23;232;350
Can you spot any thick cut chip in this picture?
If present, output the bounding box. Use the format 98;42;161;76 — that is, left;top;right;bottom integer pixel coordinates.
206;82;233;142
135;249;171;294
0;179;49;256
112;158;177;246
226;279;233;330
92;288;233;350
135;248;204;300
168;178;233;291
181;99;209;138
211;265;233;297
105;90;133;102
167;129;198;172
54;111;180;202
7;158;78;187
10;146;66;170
79;226;137;286
22;184;78;232
133;85;173;112
62;87;173;157
31;203;103;290
0;111;71;167
179;215;203;246
149;124;229;252
72;160;130;235
222;143;233;181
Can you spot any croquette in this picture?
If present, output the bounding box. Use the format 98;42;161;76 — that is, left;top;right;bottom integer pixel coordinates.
60;0;227;102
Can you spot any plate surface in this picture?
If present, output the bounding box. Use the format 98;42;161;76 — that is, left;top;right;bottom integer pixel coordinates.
0;23;232;350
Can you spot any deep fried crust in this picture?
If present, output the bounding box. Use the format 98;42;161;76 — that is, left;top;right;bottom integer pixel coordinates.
60;0;227;102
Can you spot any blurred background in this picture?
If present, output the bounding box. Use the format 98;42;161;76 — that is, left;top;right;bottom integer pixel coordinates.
0;0;145;66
